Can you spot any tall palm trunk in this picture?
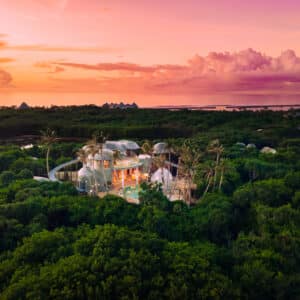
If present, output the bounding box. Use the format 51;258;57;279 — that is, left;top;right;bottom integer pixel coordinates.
203;174;213;197
91;156;99;195
186;177;192;206
101;161;108;191
46;146;50;177
213;153;220;190
218;167;224;191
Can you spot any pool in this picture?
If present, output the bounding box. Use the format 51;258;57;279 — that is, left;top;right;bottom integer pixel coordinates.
123;185;141;202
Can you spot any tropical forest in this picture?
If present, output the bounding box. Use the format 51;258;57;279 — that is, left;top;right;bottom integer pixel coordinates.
0;106;299;300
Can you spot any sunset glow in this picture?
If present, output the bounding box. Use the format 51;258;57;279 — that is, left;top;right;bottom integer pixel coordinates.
1;0;300;106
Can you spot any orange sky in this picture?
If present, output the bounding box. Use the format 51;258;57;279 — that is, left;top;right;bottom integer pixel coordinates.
0;0;300;106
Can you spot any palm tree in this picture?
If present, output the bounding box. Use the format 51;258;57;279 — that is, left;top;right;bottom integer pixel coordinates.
141;140;153;155
178;143;201;205
207;139;224;191
91;131;109;191
218;158;233;192
96;131;109;191
153;154;167;185
113;149;122;165
165;141;175;174
85;141;99;195
200;162;215;197
76;148;87;166
167;142;181;200
40;128;58;178
218;159;225;191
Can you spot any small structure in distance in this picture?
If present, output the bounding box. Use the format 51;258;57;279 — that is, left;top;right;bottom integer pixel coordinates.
102;102;138;109
18;102;30;110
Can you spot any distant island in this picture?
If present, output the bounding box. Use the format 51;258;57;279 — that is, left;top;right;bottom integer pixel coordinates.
9;102;300;112
18;102;31;110
102;102;138;109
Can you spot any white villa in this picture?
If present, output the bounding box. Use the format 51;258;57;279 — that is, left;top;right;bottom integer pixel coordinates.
51;140;189;204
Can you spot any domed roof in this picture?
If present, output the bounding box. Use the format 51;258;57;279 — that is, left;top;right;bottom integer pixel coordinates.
236;142;246;147
82;145;90;152
260;146;277;154
138;154;151;159
151;168;173;185
246;143;256;149
78;166;93;179
104;141;127;153
119;140;140;150
94;149;114;161
153;142;168;154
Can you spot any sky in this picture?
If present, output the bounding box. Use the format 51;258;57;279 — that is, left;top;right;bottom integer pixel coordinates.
0;0;300;107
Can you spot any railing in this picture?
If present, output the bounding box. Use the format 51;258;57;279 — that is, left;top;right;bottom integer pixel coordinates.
48;159;79;182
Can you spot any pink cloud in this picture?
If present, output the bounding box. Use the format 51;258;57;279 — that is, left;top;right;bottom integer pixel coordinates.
7;44;119;53
150;49;300;94
32;48;300;96
0;69;13;87
56;62;185;73
35;61;65;73
0;38;119;53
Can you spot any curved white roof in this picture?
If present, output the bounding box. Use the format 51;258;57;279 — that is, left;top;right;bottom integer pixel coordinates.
21;144;34;150
104;141;127;153
94;149;114;161
236;142;246;147
138;154;151;159
261;146;277;154
82;145;90;152
151;168;173;185
34;176;50;182
119;140;140;150
78;166;93;179
153;142;168;154
246;143;256;148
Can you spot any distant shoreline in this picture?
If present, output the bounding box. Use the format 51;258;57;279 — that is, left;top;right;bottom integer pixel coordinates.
148;104;300;111
1;103;300;112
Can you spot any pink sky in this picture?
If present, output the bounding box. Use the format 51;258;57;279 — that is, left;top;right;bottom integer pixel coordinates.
0;0;300;106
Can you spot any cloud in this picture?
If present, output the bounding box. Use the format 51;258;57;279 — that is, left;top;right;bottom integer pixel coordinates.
12;48;300;97
187;48;300;74
55;62;185;73
54;48;300;76
0;38;120;54
7;44;120;53
0;69;13;88
45;49;300;94
0;36;119;53
50;66;65;74
35;61;65;73
51;49;300;95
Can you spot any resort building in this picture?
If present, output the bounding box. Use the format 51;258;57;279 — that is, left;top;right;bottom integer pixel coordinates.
50;139;196;204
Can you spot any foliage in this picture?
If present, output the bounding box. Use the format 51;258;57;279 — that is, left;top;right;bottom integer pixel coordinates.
0;108;299;299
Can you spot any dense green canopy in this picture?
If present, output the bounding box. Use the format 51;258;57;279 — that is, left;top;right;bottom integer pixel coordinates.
0;107;299;299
